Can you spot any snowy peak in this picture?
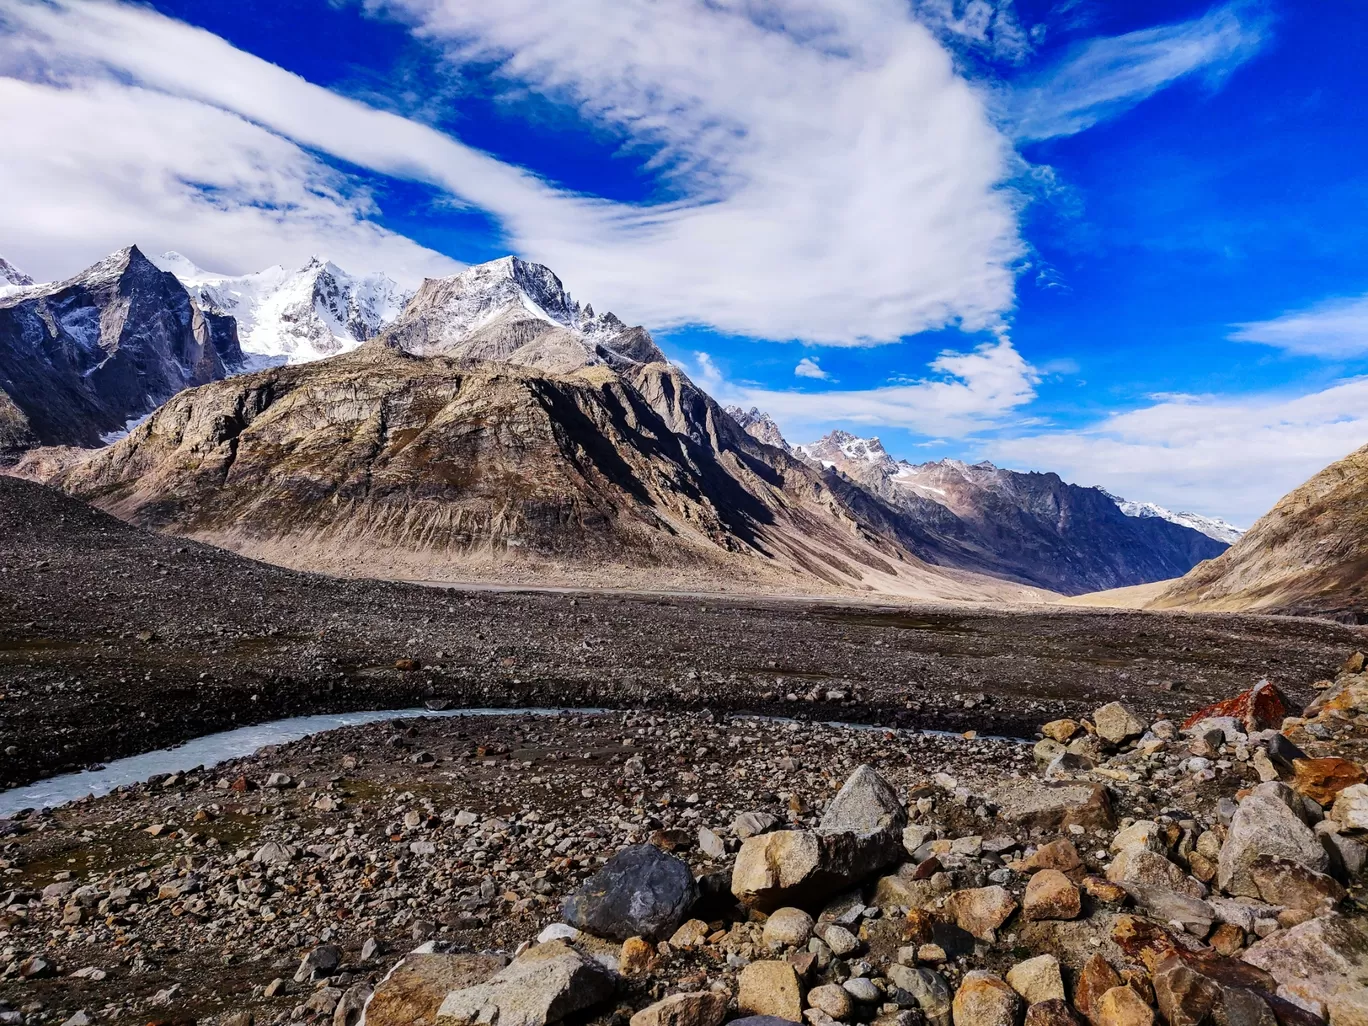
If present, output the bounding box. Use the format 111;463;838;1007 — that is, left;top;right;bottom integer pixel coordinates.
726;406;791;450
0;255;34;289
384;255;668;373
1098;489;1245;545
796;430;899;473
154;253;411;364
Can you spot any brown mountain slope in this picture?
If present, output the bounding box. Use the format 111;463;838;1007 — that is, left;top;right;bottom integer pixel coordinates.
1152;442;1368;620
16;345;1049;601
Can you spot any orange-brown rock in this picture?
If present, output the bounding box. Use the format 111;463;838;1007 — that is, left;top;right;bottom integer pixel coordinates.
1074;954;1123;1026
363;952;504;1026
1180;680;1287;732
1292;757;1366;806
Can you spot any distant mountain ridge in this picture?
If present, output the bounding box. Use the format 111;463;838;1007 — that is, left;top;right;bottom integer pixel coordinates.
152;252;410;365
730;422;1230;594
1096;488;1243;545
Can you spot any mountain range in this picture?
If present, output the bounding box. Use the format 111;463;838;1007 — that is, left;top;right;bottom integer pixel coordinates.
0;243;1276;602
726;419;1231;595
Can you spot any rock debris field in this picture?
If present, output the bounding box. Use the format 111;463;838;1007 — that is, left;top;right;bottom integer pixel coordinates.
4;659;1368;1026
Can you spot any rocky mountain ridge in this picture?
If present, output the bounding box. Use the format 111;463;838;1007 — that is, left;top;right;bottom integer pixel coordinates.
738;424;1230;595
1153;441;1368;620
17;345;1046;600
0;245;243;454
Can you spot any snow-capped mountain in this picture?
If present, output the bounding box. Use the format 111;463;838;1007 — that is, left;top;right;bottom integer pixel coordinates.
784;427;1231;594
726;406;791;450
0;255;35;300
1098;489;1244;545
152;252;410;364
383;256;667;373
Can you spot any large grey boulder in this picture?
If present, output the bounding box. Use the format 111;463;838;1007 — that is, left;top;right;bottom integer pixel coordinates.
562;844;698;942
1093;703;1147;744
889;965;952;1026
435;941;616;1026
1218;792;1328;896
1242;915;1368;1010
732;765;905;911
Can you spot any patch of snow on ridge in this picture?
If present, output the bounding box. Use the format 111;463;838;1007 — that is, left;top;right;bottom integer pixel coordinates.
1098;488;1244;544
152;252;411;364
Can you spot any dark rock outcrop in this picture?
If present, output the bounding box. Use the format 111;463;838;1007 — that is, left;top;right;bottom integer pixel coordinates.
0;245;242;454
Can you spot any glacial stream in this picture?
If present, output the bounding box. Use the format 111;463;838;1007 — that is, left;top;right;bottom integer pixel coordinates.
1;707;1026;817
0;707;608;817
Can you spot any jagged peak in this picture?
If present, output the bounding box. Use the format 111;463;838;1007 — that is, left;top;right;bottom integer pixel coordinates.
0;255;35;288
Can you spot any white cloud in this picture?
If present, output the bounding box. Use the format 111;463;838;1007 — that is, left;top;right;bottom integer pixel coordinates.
0;77;458;284
985;379;1368;524
1008;1;1267;141
704;339;1039;437
1230;293;1368;358
0;0;1023;343
794;357;829;380
912;0;1032;62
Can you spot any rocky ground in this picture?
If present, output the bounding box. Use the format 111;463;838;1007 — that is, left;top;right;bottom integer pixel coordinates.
1;476;1361;792
3;659;1368;1026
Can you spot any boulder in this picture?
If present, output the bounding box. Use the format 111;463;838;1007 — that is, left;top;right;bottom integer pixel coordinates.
1106;849;1205;899
987;780;1116;834
1007;955;1065;1005
873;872;948;910
1249;854;1345;912
1022;840;1082;874
296;944;343;983
1074;955;1122;1026
1242;915;1368;1010
1118;884;1214;935
764;907;815;949
1094;987;1153;1026
945;886;1018;942
630;992;728;1026
953;971;1023;1026
734;812;783;839
1043;720;1081;743
1109;822;1164;855
888;966;952;1026
435;941;616;1026
1333;784;1368;832
733;765;904;910
562;844;698;942
808;984;855;1020
1025;1000;1082;1026
819;762;907;869
1149;954;1221;1026
1218;793;1329;896
1292;758;1366;807
738;960;803;1021
1023;870;1080;921
1181;681;1288;734
1093;704;1147;745
364;952;506;1026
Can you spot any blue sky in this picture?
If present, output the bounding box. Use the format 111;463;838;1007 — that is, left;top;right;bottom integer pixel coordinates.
1;0;1366;524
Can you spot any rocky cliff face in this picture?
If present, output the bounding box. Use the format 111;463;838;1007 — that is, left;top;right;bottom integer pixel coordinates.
1154;442;1368;620
789;429;1229;595
21;346;1044;599
0;246;243;454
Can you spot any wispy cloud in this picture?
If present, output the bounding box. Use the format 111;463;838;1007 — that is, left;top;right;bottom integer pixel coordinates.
700;339;1039;438
987;379;1368;523
1008;1;1269;141
794;357;829;380
0;0;1023;343
1230;293;1368;358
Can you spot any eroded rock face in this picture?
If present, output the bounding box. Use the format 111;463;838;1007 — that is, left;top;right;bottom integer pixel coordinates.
561;844;698;942
435;940;616;1026
628;991;727;1026
952;971;1022;1026
737;960;802;1020
1242;915;1368;1009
